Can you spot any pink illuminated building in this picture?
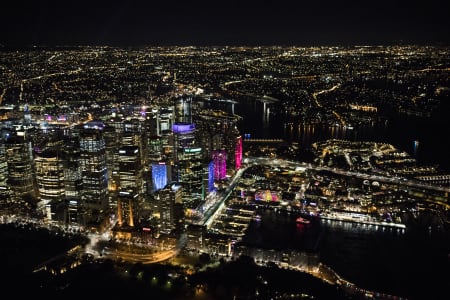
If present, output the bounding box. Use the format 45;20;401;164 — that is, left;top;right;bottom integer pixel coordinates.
235;135;242;170
212;150;227;180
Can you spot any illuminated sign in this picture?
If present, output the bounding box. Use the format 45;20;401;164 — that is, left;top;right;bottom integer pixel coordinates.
254;190;280;202
184;147;202;153
172;123;195;134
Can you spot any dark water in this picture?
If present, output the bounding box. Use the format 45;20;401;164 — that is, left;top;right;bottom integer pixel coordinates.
231;98;450;172
241;209;450;300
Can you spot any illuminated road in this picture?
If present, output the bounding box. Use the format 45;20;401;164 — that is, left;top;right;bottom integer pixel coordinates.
312;83;346;125
191;167;248;228
110;248;178;264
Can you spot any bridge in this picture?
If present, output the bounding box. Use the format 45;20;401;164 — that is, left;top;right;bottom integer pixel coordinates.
256;95;279;103
415;174;450;184
199;95;238;113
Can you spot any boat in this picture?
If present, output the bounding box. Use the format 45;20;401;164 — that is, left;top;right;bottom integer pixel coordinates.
296;217;311;224
253;214;261;222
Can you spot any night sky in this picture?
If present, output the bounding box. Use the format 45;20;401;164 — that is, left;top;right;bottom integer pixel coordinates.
1;0;449;46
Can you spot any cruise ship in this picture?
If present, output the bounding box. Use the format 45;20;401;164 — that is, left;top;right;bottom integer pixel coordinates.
319;210;406;228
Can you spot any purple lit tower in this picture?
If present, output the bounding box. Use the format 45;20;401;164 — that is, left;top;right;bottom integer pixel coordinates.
172;122;204;206
212;150;227;180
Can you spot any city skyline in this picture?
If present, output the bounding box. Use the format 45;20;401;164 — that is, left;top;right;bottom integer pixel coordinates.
0;29;449;298
1;0;450;47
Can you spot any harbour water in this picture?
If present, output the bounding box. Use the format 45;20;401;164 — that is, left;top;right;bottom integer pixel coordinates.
241;208;450;300
232;98;450;172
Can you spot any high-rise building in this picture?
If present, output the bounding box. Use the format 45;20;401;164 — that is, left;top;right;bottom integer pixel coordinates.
157;182;182;235
79;124;109;227
116;145;144;227
62;139;82;225
147;135;173;197
34;148;65;222
212;150;227;180
172;123;204;207
194;109;242;175
122;119;143;146
4;134;36;201
206;160;215;193
0;131;9;197
235;135;243;170
151;162;169;192
156;106;174;136
102;124;120;209
174;95;192;124
147;135;164;163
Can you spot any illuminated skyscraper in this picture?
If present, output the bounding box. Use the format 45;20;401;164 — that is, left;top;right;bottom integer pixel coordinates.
62;139;82;225
79;124;109;226
147;134;172;196
174;95;192;123
148;135;165;162
4;134;36;201
156;106;174;136
194;109;242;175
156;182;182;234
212;150;227;180
235;135;243;170
102;125;120;209
116;145;144;227
172;122;204;207
151;162;168;192
122;118;145;164
0;133;9;197
206;160;215;193
34;148;65;222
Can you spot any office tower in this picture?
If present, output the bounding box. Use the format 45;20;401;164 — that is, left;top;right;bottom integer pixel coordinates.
0;132;8;197
151;162;169;192
79;123;109;227
34;148;65;222
123;118;148;192
156;106;174;136
160;129;174;161
116;146;144;227
204;160;215;194
174;95;192;124
157;182;182;234
62;139;82;225
172;122;204;207
142;116;157;193
102;125;120;208
148;135;164;163
122;118;144;163
4;133;36;201
147;135;172;197
143;109;158;137
212;150;227;180
235;135;243;170
194;109;242;175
